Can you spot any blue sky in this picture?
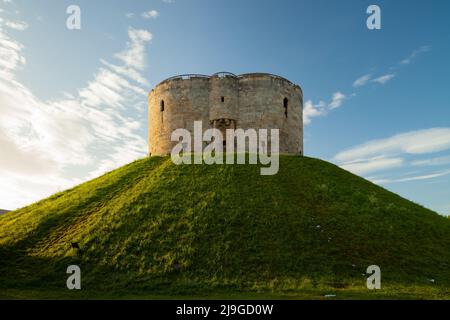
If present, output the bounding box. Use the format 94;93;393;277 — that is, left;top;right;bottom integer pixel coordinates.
0;0;449;215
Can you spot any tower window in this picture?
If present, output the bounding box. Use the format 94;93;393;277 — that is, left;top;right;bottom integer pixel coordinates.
283;98;288;118
160;100;165;112
221;96;225;103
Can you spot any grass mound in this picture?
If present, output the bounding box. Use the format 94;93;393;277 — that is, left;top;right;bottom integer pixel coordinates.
0;156;449;299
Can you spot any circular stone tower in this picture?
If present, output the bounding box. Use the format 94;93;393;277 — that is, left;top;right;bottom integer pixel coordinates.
148;72;303;156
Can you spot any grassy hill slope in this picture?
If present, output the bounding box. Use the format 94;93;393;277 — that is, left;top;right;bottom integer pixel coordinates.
0;156;449;299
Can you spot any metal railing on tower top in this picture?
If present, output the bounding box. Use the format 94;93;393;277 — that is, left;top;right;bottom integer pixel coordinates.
156;72;300;91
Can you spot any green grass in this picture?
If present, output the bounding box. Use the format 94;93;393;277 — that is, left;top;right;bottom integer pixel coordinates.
0;155;449;299
1;284;448;300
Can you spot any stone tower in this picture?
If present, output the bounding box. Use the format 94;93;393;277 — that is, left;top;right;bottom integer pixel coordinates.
148;72;303;155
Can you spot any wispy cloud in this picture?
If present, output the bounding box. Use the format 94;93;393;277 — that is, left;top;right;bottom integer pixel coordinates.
0;19;151;209
334;128;450;163
400;45;431;65
372;73;395;85
396;170;450;182
0;27;26;76
304;91;346;125
311;45;430;126
328;92;346;109
115;28;152;70
411;155;450;167
142;10;159;19
100;59;150;87
303;100;326;125
353;74;372;87
352;45;430;89
340;156;404;175
333;128;450;181
4;19;28;30
371;169;450;184
322;45;430;128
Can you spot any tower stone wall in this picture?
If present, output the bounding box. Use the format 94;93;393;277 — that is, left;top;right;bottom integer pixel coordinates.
148;72;303;155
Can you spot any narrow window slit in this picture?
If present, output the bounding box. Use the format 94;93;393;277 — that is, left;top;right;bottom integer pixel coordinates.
283;98;288;118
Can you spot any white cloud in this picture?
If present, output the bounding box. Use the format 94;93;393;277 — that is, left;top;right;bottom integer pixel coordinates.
0;30;26;77
411;155;450;167
334;128;450;163
328;91;346;109
372;73;395;85
0;171;83;211
352;46;429;92
400;45;431;65
100;59;150;87
332;128;450;207
334;128;450;181
305;46;428;126
353;74;371;87
115;27;152;70
4;20;28;30
303;100;326;125
125;12;135;19
0;21;151;209
303;91;347;125
397;170;450;182
142;10;159;19
371;169;450;185
78;67;146;108
340;157;403;175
